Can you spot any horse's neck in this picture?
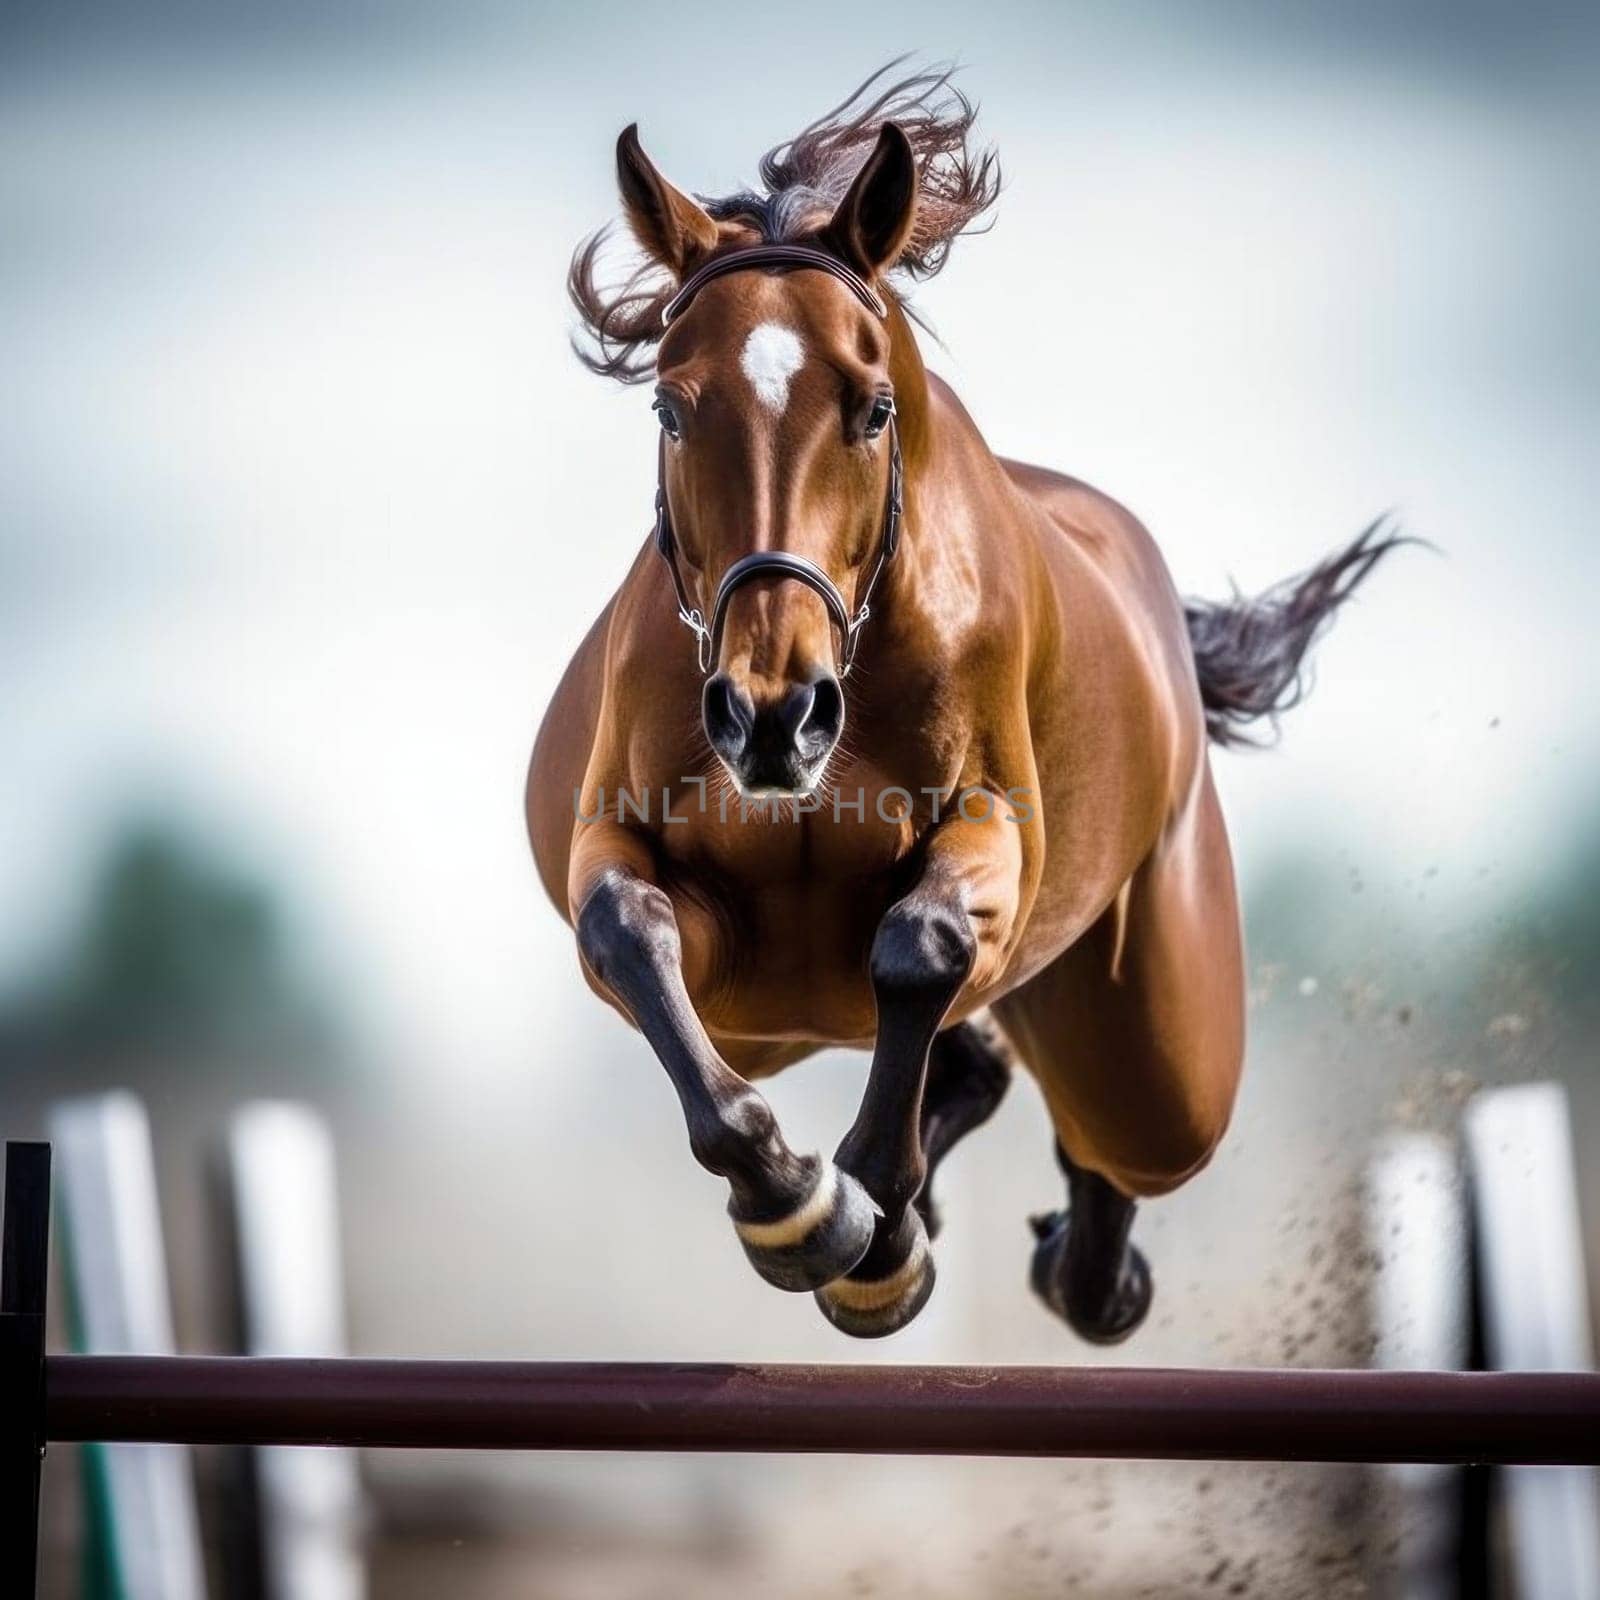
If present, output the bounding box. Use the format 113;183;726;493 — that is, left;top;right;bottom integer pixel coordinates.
884;298;933;456
876;303;1025;647
885;299;1010;523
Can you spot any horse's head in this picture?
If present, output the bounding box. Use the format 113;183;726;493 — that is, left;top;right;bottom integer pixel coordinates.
619;124;918;797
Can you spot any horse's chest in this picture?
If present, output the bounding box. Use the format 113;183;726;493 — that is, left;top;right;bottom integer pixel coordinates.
659;756;930;881
698;877;890;1041
659;792;918;1040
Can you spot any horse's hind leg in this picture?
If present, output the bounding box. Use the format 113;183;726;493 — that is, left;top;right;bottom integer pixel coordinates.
1026;1144;1152;1343
916;1013;1014;1239
995;768;1245;1343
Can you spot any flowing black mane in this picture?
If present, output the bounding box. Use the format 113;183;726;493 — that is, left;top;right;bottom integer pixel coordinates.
569;61;1000;383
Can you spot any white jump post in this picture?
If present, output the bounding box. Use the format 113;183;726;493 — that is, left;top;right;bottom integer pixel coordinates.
226;1101;366;1600
49;1093;206;1600
1365;1131;1471;1600
1464;1081;1600;1600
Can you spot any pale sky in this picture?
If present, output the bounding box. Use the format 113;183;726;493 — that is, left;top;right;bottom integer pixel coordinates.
3;1;1597;1087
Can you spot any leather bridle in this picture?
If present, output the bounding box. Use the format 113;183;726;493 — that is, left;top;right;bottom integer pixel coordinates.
651;243;904;678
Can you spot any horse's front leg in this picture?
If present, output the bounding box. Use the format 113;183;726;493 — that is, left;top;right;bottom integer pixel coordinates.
822;803;1025;1336
573;833;876;1292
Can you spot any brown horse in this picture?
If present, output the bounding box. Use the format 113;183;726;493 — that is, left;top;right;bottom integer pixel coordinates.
526;67;1400;1339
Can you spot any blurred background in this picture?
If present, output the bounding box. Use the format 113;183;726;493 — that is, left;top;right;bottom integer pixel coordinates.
3;1;1598;1595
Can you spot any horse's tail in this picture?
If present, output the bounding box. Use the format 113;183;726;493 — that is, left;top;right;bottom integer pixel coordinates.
1184;519;1409;748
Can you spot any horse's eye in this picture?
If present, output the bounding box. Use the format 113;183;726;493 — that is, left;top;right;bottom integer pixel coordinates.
653;398;681;440
864;394;895;440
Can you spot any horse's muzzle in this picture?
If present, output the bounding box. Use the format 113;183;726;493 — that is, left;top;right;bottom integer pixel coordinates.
703;671;844;795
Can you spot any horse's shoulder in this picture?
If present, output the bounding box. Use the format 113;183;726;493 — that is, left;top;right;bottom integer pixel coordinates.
565;534;696;691
526;539;674;863
526;592;614;916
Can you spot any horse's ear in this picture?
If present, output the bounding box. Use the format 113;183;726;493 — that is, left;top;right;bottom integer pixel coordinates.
820;123;919;277
616;124;719;278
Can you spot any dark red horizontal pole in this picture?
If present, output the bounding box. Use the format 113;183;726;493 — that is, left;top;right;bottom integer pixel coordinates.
44;1357;1600;1464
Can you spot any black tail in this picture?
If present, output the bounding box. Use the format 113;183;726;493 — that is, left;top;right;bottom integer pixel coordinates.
1185;519;1409;748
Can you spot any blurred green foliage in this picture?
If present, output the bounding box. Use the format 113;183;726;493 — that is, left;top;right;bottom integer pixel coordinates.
1245;812;1600;1053
0;820;334;1066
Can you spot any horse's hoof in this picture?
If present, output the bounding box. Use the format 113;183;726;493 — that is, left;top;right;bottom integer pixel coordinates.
1028;1210;1153;1345
814;1206;935;1338
1027;1208;1060;1241
730;1160;876;1292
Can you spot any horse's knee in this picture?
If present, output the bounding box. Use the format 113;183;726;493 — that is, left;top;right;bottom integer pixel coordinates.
871;892;975;1001
576;869;679;989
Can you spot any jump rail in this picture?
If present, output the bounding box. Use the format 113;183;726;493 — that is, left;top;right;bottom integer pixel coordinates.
7;1139;1600;1596
44;1353;1600;1462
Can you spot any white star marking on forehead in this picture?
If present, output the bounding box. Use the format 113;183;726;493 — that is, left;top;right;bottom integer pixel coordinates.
739;322;805;413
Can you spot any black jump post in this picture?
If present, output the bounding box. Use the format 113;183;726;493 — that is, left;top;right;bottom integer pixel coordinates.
2;1140;51;1599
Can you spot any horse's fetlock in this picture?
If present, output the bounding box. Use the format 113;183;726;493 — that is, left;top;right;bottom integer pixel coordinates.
690;1092;777;1175
836;1131;924;1220
871;1164;926;1223
721;1090;778;1150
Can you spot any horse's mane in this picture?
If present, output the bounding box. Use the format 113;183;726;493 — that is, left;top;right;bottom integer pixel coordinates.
568;61;1001;383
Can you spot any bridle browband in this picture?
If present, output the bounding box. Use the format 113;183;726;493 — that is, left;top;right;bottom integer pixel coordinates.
652;244;903;678
660;243;889;326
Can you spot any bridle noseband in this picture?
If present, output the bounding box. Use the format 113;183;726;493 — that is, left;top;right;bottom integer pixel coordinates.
651;244;904;678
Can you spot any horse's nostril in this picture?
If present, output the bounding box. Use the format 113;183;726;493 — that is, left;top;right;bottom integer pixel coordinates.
771;678;844;754
774;682;818;744
802;674;845;751
703;673;755;759
707;673;843;784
